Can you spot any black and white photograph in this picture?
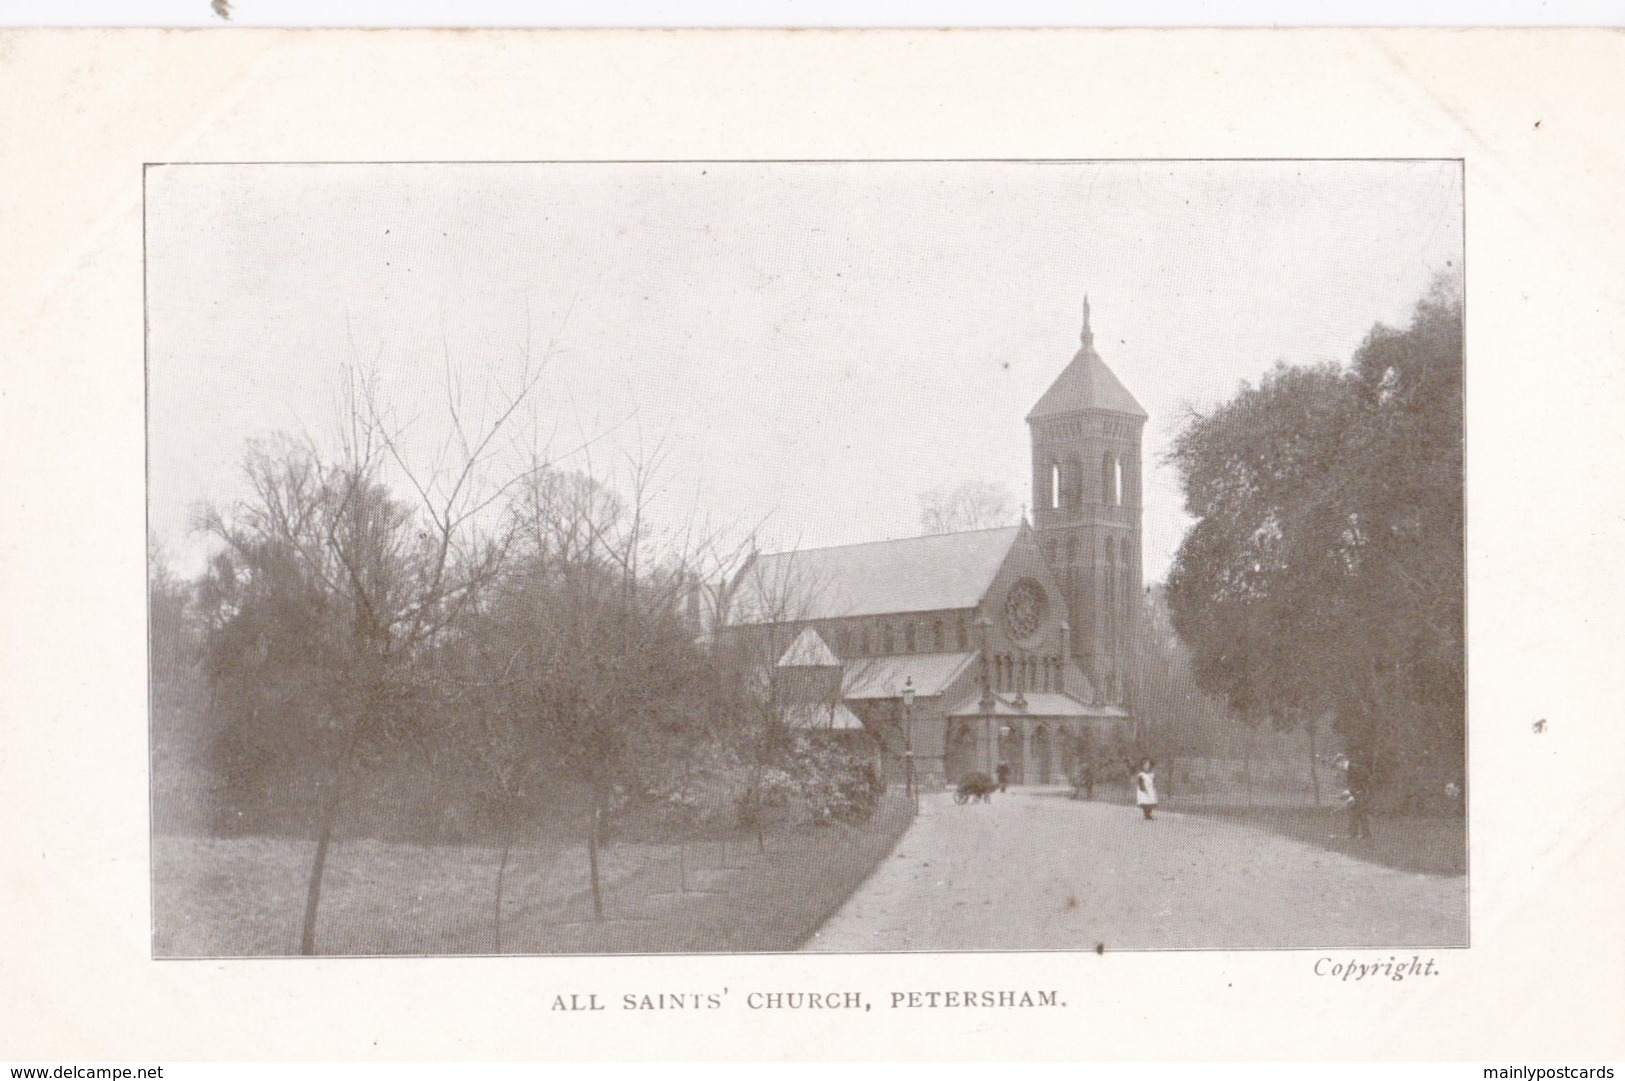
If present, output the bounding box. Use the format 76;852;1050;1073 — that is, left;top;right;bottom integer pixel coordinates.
145;159;1467;958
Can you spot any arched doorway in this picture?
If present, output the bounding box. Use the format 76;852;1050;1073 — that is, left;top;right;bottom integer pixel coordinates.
945;723;979;784
1058;724;1077;780
1032;725;1052;785
998;722;1025;786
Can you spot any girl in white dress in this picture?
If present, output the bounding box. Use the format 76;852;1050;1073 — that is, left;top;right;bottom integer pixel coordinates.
1134;758;1158;820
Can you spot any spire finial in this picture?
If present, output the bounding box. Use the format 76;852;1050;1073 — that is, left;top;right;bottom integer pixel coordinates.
1080;294;1094;349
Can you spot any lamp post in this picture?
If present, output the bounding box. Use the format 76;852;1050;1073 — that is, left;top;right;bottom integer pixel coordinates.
975;615;995;777
900;676;917;809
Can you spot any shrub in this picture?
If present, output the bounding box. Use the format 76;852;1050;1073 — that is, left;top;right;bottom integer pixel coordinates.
737;735;883;827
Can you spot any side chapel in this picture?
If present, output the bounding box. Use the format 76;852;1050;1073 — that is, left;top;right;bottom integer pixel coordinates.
725;300;1146;787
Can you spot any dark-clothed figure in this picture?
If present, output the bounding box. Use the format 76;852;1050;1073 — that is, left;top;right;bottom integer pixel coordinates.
1345;751;1374;840
996;761;1011;793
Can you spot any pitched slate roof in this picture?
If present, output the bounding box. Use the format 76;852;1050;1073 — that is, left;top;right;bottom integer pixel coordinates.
841;652;981;700
728;526;1022;623
1027;300;1147;421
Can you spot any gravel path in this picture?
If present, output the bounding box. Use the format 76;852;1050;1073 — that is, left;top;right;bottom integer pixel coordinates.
805;789;1467;952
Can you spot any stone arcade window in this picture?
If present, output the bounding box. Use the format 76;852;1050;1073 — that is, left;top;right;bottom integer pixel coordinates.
1105;537;1118;645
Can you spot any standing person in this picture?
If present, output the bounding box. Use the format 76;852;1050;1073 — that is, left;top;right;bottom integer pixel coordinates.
1134;757;1158;820
996;760;1011;793
1345;749;1374;840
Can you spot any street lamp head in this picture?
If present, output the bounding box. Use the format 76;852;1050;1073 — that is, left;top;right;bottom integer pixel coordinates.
900;676;916;707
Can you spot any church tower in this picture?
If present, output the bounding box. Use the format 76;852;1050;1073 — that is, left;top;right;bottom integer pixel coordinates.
1028;298;1147;708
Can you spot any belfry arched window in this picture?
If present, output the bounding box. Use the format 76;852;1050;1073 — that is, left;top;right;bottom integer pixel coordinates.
1050;462;1062;510
1102;452;1121;506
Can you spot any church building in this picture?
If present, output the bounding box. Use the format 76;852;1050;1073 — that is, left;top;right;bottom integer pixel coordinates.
724;300;1146;787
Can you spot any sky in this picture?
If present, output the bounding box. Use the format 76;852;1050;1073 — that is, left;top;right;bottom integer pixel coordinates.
146;160;1463;585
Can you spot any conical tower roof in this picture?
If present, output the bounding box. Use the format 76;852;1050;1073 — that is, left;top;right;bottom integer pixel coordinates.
1027;297;1147;421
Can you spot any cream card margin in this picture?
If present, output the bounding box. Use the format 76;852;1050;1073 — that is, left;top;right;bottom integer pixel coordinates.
0;28;1621;1061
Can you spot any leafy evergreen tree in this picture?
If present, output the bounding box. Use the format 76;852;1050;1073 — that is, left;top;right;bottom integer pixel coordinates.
1167;279;1463;808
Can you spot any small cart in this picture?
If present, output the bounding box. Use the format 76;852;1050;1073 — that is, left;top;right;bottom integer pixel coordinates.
954;771;996;804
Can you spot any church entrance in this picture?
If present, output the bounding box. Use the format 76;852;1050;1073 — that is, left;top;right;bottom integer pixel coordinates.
998;723;1025;786
1058;724;1077;781
1031;725;1052;785
944;723;979;785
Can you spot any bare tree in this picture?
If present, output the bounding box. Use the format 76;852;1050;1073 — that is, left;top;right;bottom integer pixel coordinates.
917;479;1018;535
475;445;730;924
711;544;865;846
197;356;542;955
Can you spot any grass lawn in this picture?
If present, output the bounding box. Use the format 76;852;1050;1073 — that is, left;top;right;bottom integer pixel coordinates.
1187;804;1466;877
153;794;914;956
1043;787;1465;877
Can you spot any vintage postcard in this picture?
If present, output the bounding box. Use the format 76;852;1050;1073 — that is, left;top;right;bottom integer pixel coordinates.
3;28;1622;1062
145;158;1466;960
